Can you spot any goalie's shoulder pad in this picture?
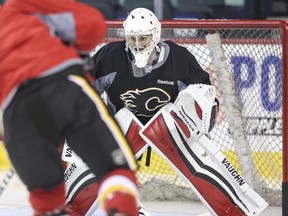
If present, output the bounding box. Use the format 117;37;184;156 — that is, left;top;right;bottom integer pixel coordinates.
174;84;218;134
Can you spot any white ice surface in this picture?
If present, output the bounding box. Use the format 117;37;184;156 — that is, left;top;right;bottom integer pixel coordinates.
0;171;281;216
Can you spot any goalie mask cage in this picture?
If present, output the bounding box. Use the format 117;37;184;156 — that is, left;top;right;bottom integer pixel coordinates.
96;20;288;211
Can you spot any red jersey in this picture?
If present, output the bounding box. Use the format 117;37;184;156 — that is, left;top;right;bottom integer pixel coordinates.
0;0;106;109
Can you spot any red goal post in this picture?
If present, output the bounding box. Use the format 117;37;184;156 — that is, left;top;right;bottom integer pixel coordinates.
97;20;288;212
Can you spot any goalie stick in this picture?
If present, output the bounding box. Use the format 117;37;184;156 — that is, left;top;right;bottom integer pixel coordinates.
0;169;15;197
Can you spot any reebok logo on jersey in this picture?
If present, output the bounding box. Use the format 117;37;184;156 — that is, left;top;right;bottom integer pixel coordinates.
157;79;175;85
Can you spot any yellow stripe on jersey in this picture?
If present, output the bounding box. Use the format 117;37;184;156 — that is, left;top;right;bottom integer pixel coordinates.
0;141;11;169
68;75;137;170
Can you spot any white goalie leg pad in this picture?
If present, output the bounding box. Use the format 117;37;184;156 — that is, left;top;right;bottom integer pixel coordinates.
114;107;148;158
198;134;269;214
139;103;268;216
64;162;96;204
175;84;217;134
62;141;84;164
62;108;151;215
62;143;99;214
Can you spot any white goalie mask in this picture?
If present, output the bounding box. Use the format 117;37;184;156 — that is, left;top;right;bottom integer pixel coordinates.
123;8;161;68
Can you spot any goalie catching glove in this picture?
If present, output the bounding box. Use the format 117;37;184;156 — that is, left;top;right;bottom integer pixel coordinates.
174;84;218;134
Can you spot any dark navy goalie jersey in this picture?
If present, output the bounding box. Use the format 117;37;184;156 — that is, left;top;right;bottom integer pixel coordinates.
91;40;212;124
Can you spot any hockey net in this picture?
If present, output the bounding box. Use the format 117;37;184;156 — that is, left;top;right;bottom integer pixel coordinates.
93;20;288;206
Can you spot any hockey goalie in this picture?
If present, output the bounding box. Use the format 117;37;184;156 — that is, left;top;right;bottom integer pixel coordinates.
62;84;268;215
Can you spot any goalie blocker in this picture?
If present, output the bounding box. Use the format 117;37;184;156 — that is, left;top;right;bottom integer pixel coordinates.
139;100;268;214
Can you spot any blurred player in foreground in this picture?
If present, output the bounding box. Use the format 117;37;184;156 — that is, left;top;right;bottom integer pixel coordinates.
63;7;219;216
0;0;139;215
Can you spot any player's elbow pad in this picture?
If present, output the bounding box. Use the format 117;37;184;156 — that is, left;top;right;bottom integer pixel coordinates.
174;84;218;134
